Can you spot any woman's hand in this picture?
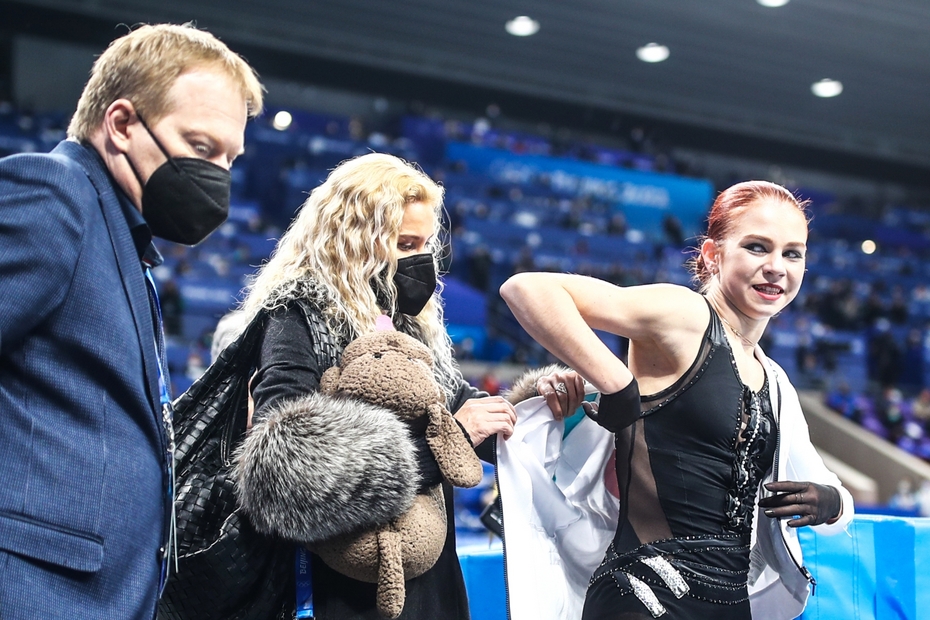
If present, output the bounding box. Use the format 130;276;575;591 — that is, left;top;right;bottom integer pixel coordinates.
535;370;586;420
759;480;842;527
454;396;518;446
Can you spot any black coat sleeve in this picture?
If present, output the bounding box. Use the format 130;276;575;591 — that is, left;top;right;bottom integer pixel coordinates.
249;304;451;490
250;304;324;424
449;378;497;464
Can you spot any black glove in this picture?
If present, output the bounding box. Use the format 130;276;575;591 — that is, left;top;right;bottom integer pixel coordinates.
759;480;842;527
583;378;641;433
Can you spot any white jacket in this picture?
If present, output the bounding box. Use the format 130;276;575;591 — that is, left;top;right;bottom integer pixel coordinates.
497;353;854;620
747;356;854;619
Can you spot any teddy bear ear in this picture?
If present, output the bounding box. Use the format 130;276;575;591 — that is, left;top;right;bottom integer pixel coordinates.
340;339;361;364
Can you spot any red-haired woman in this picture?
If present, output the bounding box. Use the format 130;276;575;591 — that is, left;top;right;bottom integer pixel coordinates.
500;181;854;619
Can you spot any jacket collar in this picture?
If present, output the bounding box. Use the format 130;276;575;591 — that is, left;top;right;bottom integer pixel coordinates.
54;139;162;265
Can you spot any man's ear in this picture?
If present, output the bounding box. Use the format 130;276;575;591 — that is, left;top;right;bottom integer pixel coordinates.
102;99;136;154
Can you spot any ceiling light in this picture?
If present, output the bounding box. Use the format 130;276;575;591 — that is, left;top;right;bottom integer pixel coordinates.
811;79;843;98
505;16;540;37
636;43;670;63
272;110;293;130
757;0;790;7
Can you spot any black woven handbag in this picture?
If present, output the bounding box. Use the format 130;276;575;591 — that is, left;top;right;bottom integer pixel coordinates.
158;309;292;620
158;301;346;620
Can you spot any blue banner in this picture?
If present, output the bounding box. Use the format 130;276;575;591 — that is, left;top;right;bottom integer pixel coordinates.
446;142;713;236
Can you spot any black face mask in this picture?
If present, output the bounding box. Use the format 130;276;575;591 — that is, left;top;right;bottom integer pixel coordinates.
128;115;231;246
390;253;437;316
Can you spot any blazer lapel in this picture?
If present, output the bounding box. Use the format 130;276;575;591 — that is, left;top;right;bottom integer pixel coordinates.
55;142;161;423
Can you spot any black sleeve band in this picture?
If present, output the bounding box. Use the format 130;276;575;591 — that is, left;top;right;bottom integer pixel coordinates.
453;416;475;448
586;378;641;433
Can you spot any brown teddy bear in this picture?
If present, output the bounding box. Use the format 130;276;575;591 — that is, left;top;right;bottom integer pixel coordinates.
312;328;484;619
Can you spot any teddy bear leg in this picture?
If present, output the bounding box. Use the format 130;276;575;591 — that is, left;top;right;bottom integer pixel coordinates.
376;528;405;619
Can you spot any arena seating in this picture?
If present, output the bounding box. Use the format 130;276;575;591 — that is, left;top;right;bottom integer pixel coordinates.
3;100;929;474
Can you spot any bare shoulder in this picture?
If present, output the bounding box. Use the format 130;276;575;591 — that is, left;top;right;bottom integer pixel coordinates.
638;284;708;328
626;282;703;308
625;285;711;392
585;282;709;341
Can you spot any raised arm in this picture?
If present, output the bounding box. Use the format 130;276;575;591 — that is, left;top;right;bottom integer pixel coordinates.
500;272;706;395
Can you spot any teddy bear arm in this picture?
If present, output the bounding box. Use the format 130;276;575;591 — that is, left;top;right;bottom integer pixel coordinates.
319;366;341;395
425;403;484;488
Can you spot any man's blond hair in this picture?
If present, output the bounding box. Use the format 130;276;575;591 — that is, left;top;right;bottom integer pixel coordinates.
68;23;263;140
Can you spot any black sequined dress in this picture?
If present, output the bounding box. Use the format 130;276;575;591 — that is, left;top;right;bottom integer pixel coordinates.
583;302;777;620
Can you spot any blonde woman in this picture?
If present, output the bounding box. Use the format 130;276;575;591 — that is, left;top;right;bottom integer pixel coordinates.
501;181;854;620
231;153;584;620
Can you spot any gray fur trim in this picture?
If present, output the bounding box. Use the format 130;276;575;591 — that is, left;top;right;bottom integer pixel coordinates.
503;364;572;404
234;392;418;544
267;277;333;312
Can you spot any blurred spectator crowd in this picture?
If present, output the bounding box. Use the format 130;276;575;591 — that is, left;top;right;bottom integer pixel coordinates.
4;98;930;474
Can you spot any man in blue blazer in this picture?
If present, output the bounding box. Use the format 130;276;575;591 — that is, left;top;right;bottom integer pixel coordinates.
0;24;263;619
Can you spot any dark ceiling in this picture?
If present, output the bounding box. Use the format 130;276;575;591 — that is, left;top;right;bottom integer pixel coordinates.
4;0;930;186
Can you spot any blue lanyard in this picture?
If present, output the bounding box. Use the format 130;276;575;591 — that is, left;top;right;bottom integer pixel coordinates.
144;269;172;407
295;547;315;618
144;268;178;593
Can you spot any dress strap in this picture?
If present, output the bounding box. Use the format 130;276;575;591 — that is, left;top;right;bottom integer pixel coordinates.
703;297;729;349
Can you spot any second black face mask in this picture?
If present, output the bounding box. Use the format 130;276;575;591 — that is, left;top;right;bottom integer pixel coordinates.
393;253;437;316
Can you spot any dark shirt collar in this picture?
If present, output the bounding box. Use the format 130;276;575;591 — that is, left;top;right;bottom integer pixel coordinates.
85;142;164;268
118;194;164;268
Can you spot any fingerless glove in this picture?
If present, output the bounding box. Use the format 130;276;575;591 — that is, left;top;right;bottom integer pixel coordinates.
585;378;641;433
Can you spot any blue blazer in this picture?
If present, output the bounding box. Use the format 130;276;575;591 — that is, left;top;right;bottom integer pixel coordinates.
0;141;167;619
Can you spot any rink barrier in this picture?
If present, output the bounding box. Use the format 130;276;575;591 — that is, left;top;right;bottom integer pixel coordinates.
458;515;930;620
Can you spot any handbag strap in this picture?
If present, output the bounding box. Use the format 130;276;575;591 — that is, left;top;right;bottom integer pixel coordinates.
172;299;345;470
294;298;345;372
172;309;270;468
173;309;269;411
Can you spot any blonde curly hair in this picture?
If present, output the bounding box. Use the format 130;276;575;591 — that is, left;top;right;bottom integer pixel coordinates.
241;152;460;397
